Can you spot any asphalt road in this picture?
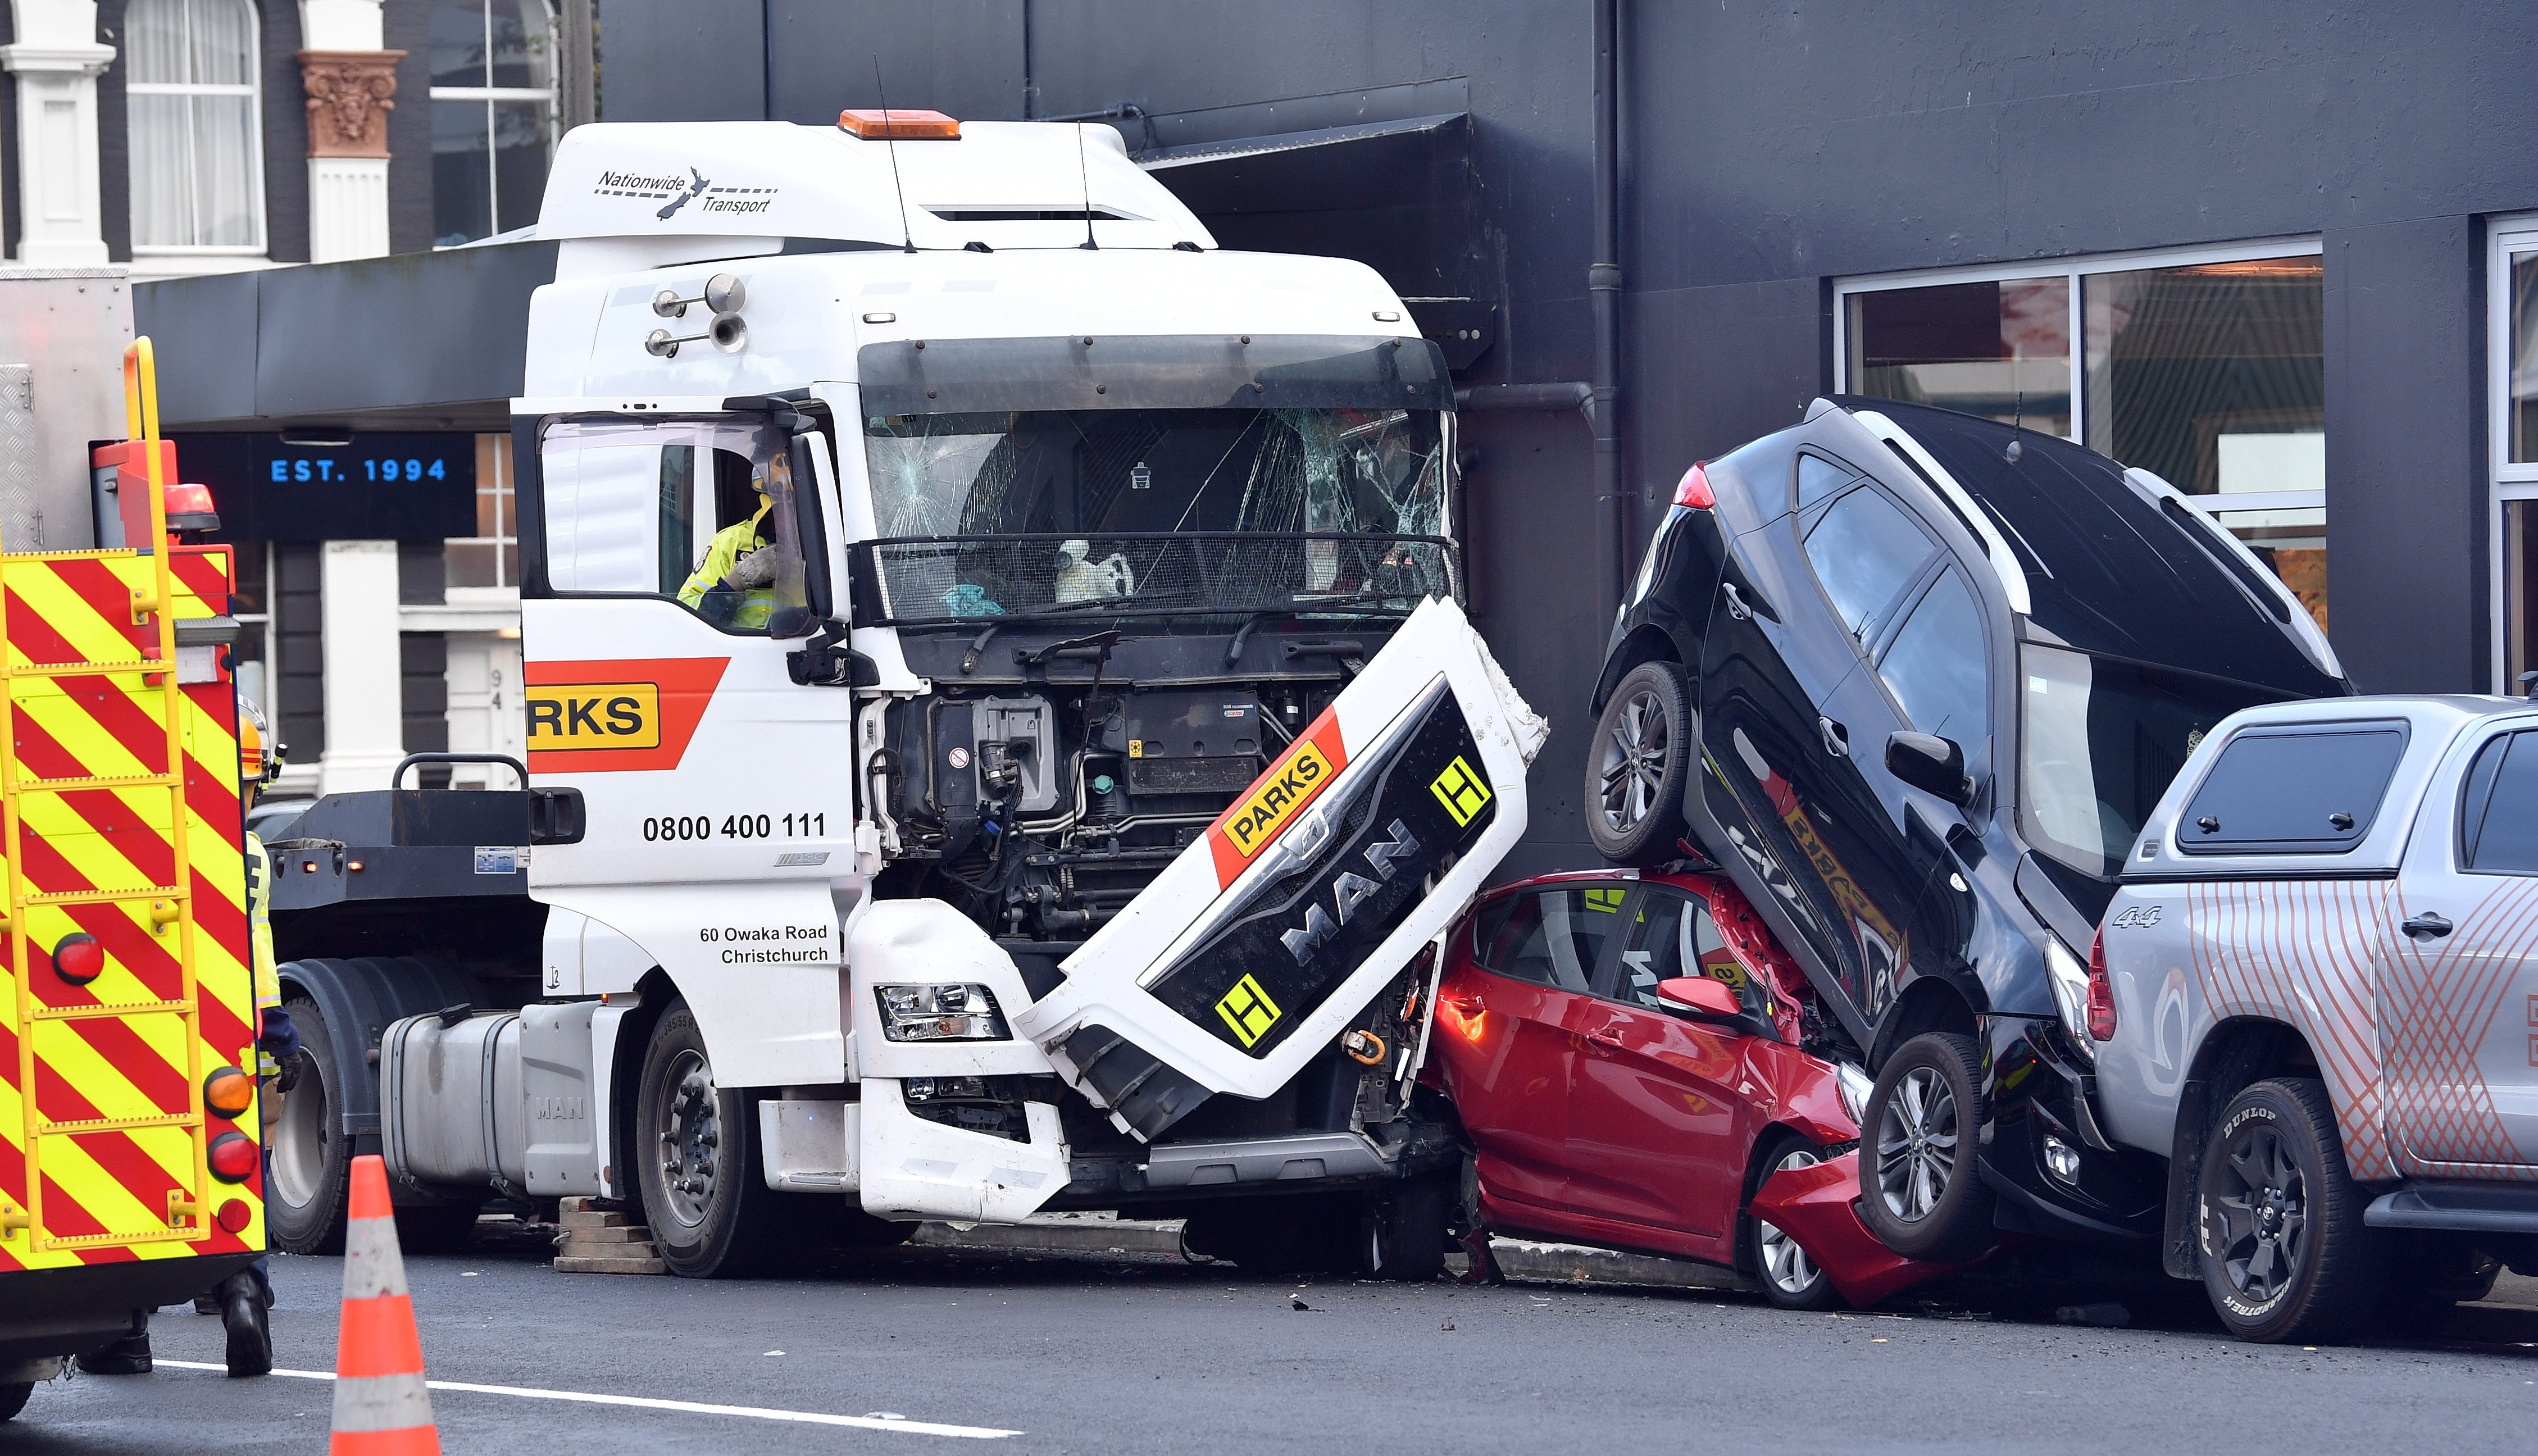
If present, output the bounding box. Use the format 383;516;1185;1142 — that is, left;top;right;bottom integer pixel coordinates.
8;1225;2537;1455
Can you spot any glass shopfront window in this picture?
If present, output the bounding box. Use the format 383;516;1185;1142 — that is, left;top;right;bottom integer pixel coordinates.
1841;244;2326;633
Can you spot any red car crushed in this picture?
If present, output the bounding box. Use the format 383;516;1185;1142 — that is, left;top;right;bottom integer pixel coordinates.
1423;864;1950;1307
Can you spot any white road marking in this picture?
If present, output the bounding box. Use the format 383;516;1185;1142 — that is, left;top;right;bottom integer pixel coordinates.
153;1362;1017;1439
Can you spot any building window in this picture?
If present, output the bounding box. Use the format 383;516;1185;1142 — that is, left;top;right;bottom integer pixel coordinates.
1840;241;2326;632
126;0;265;252
430;0;557;247
2490;220;2538;693
447;434;520;590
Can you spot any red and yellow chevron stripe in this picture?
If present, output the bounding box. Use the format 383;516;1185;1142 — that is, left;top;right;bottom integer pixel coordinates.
0;545;262;1273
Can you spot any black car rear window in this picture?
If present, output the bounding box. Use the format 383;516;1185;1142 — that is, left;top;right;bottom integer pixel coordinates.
2178;725;2408;855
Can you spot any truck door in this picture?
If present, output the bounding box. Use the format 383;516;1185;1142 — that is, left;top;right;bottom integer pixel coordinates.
520;411;858;1086
2384;724;2538;1171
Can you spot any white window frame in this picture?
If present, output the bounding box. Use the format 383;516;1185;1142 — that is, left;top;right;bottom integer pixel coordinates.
427;0;560;247
2485;215;2538;694
1832;236;2325;518
125;0;268;259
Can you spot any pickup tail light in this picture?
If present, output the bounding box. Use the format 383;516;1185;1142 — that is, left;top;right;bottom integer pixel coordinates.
2086;927;2118;1040
1672;462;1715;509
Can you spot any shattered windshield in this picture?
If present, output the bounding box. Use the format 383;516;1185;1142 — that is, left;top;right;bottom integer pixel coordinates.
857;406;1453;623
2018;643;2286;878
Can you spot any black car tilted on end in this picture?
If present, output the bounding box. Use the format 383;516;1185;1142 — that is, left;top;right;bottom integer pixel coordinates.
1586;396;2349;1262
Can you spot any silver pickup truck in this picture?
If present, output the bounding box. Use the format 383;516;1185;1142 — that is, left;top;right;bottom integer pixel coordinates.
2094;695;2538;1341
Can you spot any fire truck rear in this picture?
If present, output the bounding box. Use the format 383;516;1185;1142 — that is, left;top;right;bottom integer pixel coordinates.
0;342;265;1418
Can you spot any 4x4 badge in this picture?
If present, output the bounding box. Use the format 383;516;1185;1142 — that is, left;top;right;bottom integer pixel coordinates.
2112;904;2163;929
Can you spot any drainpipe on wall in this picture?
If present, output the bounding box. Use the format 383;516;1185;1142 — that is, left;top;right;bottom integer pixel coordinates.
1589;0;1624;618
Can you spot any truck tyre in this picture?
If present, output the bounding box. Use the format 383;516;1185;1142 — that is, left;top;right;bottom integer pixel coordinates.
1738;1135;1845;1311
1859;1032;1995;1263
633;1005;786;1278
1360;1175;1451;1281
1184;1195;1357;1273
0;1382;31;1422
2196;1078;2385;1343
267;995;350;1254
1585;661;1693;866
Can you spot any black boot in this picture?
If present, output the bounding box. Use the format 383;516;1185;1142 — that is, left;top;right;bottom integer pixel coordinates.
76;1323;152;1375
220;1276;272;1378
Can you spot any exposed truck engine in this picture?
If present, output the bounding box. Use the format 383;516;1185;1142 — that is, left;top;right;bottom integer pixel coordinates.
256;114;1544;1278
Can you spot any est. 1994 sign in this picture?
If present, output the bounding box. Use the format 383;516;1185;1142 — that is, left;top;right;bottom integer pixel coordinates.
166;431;479;542
262;436;472;486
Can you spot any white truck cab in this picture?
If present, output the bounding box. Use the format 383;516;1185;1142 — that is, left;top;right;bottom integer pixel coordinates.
262;116;1544;1279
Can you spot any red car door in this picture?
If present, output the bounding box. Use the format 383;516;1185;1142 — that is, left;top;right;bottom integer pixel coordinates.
1563;884;1768;1257
1430;882;1628;1230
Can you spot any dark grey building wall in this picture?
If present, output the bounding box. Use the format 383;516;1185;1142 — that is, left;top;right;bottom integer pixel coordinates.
595;0;764;122
384;0;436;256
2323;216;2489;694
260;0;310;263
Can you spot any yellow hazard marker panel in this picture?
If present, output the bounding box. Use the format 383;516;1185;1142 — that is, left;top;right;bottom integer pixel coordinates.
1213;974;1282;1049
0;339;260;1276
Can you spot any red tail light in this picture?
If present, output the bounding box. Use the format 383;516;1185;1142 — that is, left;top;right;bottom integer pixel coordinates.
1673;462;1715;509
2086;927;2118;1040
207;1131;260;1182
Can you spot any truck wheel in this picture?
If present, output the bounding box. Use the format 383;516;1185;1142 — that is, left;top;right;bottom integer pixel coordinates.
0;1382;31;1422
2196;1078;2385;1343
1859;1033;1995;1263
267;995;349;1254
1585;661;1693;866
1738;1136;1845;1311
1360;1176;1451;1281
634;1005;785;1278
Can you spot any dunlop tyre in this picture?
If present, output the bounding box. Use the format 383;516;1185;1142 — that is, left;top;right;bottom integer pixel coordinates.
2195;1078;2385;1343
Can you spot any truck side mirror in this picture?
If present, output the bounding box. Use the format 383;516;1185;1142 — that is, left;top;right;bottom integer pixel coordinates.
1886;730;1973;807
770;433;834;639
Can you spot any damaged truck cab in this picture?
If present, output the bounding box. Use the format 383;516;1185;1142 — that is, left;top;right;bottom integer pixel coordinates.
262;117;1543;1277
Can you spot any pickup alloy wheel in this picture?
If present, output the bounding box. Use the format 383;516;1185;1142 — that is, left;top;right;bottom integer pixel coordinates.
2196;1077;2384;1343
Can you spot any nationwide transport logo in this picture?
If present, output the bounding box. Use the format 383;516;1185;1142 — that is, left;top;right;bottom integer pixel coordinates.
591;165;779;221
524;657;728;772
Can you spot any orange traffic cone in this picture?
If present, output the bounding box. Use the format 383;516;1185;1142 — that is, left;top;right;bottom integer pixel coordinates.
329;1155;440;1454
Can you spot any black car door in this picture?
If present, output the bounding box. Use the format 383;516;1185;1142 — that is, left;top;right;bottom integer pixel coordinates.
1699;453;1931;1040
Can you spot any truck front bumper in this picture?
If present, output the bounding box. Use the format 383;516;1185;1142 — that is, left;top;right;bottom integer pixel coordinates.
1049;1120;1459;1211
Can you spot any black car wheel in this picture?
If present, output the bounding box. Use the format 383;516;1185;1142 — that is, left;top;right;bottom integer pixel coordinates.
1858;1032;1995;1262
634;1005;786;1278
1586;660;1693;866
1738;1136;1845;1311
2196;1078;2384;1343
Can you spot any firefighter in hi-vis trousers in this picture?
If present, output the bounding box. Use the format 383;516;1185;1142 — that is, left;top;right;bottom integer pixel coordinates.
78;702;288;1379
676;457;783;630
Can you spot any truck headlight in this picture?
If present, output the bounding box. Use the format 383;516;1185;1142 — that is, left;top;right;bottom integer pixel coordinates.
2042;936;2095;1064
1836;1062;1872;1127
875;983;1009;1042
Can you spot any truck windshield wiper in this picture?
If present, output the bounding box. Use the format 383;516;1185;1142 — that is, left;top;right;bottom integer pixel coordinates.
1226;590;1422;665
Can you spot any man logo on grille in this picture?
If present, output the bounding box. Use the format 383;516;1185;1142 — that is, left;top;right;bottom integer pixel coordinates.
1431;756;1491;826
1216;974;1282;1048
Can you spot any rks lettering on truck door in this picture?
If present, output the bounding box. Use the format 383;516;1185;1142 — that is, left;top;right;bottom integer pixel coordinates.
525;682;662;749
522;657;729;772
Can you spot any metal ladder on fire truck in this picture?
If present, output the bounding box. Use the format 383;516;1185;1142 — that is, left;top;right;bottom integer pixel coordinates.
0;338;214;1250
